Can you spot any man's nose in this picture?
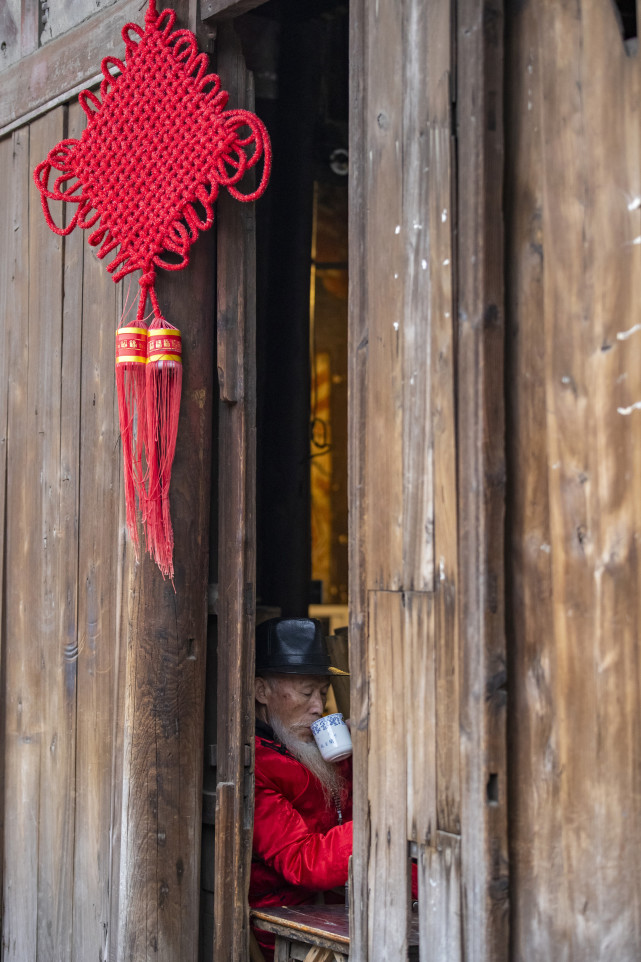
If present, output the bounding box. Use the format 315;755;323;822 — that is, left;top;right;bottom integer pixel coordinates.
309;691;324;716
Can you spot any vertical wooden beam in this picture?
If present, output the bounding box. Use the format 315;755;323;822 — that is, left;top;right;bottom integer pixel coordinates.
71;91;124;959
0;126;13;955
418;833;462;962
350;1;464;959
347;0;370;957
506;0;641;956
213;22;257;962
111;3;214;957
116;246;214;962
367;591;410;962
456;1;508;959
0;121;34;962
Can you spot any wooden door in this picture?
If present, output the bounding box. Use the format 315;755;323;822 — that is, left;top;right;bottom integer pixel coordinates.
348;1;508;960
0;3;214;960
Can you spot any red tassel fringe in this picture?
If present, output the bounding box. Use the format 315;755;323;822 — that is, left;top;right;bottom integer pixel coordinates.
115;324;148;555
115;279;182;580
144;320;182;580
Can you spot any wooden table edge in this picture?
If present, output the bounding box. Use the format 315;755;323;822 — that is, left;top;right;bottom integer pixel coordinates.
250;908;351;948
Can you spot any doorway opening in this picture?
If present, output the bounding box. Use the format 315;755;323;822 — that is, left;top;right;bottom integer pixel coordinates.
250;0;349;643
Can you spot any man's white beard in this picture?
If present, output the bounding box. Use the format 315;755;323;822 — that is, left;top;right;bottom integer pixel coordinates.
269;714;344;805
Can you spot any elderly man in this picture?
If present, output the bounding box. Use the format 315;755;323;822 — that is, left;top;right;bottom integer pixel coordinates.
249;617;352;960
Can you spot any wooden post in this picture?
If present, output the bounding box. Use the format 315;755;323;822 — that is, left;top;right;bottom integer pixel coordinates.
115;9;215;955
350;0;507;958
456;1;509;958
213;22;257;962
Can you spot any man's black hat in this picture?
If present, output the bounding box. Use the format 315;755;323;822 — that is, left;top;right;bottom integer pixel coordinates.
255;617;348;676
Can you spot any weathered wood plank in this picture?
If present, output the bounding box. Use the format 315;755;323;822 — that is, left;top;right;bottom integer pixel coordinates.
418;834;462;962
347;0;370;954
0;122;35;962
404;593;436;849
424;0;461;839
70;90;122;960
214;782;237;956
113;3;214;953
117;250;214;962
507;0;641;957
28;104;79;962
7;107;70;962
0;0;142;133
364;0;405;592
201;0;268;20
401;0;435;593
586;6;641;952
0;0;22;71
504;2;560;958
0;124;12;938
57;100;85;962
41;0;120;47
367;590;410;962
213;23;257;962
456;0;508;959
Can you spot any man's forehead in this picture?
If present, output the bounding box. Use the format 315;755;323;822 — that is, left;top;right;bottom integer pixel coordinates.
271;673;330;689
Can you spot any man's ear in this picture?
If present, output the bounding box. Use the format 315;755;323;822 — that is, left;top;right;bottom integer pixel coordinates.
255;676;269;706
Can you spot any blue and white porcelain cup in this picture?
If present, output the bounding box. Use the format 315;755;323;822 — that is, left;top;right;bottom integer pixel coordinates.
310;712;352;763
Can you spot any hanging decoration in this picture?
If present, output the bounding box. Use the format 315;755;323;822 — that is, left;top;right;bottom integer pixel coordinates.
33;0;271;580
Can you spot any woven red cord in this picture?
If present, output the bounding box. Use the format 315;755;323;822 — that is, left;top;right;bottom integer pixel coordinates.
32;0;271;581
33;0;271;306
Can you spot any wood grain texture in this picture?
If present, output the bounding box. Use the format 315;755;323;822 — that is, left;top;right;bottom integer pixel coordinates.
213;22;257;962
0;0;142;132
400;0;436;594
346;0;370;956
1;120;37;962
367;590;410;962
201;0;268;20
418;833;461;962
70;90;124;961
364;0;405;592
349;1;465;958
31;103;79;962
27;107;67;962
506;0;641;957
404;593;436;849
1;101;126;962
117;252;214;962
456;0;508;959
425;0;461;839
0;123;12;941
113;5;213;954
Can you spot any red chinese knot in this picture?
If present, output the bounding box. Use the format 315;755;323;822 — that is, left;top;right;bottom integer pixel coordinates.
33;0;271;580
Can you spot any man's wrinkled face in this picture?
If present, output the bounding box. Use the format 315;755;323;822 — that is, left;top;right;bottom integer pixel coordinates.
255;674;330;742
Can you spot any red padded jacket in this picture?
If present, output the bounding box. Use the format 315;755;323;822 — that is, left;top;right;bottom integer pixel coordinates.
249;720;353;958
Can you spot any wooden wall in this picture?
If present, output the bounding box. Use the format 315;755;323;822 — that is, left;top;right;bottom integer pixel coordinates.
349;1;507;959
0;104;127;961
506;1;641;958
0;3;214;959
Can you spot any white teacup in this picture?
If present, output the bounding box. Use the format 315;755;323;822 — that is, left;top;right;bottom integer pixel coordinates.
310;712;352;763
